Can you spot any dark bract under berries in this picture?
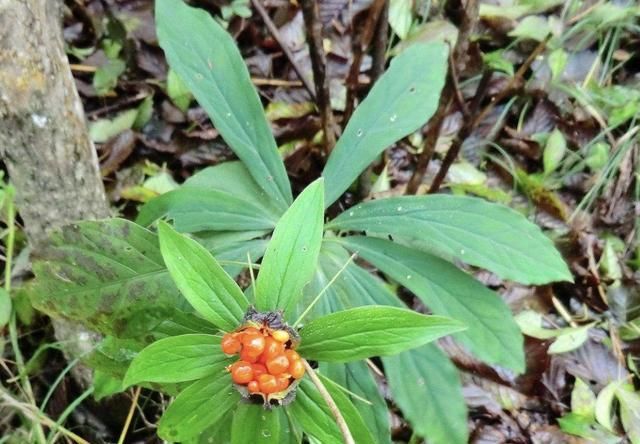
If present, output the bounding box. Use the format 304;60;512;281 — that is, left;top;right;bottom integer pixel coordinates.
222;308;304;407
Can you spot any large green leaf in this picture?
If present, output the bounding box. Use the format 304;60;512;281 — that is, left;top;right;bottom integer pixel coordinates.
327;195;572;284
287;378;374;444
158;222;248;331
383;345;468;444
123;334;231;386
322;42;448;206
231;404;281;444
321;361;391;444
156;0;291;208
158;375;240;442
137;163;282;232
337;236;525;372
297;306;465;362
30;218;184;337
255;179;324;317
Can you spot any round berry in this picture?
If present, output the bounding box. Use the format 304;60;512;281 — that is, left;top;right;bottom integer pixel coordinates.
251;363;267;379
275;376;290;392
266;355;290;376
257;374;279;394
242;333;266;357
271;330;290;343
221;334;241;355
289;359;305;379
284;349;300;362
247;380;260;394
263;337;285;360
240;347;259;363
230;361;253;384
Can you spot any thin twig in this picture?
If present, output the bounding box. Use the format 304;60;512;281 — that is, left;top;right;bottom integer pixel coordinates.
300;0;337;153
370;0;389;83
343;0;387;123
251;0;316;99
302;360;355;444
428;36;550;193
117;386;141;444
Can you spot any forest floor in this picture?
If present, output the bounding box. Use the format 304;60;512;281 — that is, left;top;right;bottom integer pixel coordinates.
2;0;640;443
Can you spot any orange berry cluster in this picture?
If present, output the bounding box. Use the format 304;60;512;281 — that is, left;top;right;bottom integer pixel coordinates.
222;326;305;395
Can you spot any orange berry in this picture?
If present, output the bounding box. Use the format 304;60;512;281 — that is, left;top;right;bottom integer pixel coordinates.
263;337;285;360
240;347;259;363
243;326;260;335
242;333;266;357
275;376;290;392
284;349;300;362
257;374;279;394
272;330;290;343
221;334;241;355
251;364;267;379
230;361;253;384
247;380;260;394
289;359;305;379
266;355;289;376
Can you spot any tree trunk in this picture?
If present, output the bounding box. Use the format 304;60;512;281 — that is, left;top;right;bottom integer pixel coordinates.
0;0;110;384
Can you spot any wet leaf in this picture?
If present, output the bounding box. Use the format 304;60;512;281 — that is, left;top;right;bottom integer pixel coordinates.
338;236;525;372
156;0;292;209
322;42;448;206
327;195;572;284
383;345;468;444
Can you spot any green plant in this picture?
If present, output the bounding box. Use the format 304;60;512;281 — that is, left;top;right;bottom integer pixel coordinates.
27;0;572;442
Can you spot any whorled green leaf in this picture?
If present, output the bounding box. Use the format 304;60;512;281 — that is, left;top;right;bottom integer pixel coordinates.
30;218;185;337
124;334;230;386
156;0;291;209
287;378;374;443
158;222;248;331
327;195;572;284
159;375;240;442
137;162;282;232
231;403;282;444
337;236;525;372
255;179;324;317
297;306;465;362
322;42;448;206
383;345;468;444
321;361;391;444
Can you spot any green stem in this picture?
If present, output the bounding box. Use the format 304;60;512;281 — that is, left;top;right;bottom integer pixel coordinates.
4;187;46;444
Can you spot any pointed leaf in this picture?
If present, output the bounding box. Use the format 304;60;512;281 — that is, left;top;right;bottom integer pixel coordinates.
231;403;282;444
255;179;324;316
156;0;291;208
337;236;525;372
383;345;468;444
297;306;465;362
137;162;282;232
322;42;448;206
124;334;230;386
158;221;248;330
158;375;240;442
327;195;572;284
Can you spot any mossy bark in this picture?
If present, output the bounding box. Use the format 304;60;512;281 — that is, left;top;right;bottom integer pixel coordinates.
0;0;109;385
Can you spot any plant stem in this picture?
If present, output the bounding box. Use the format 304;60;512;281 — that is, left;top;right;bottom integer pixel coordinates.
4;187;47;444
302;360;355;444
117;386;141;444
251;0;316;100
